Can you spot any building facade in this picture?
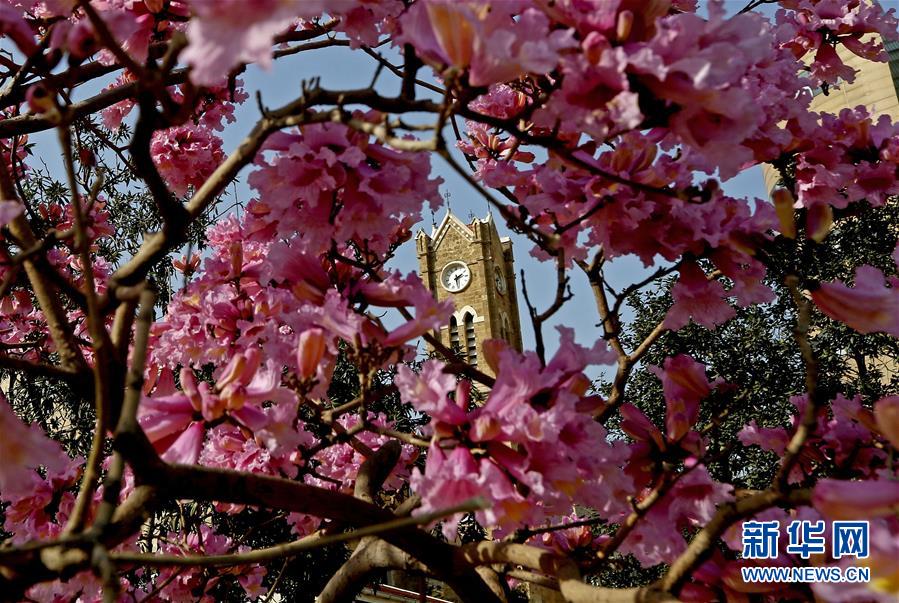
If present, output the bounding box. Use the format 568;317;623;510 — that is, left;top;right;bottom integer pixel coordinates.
416;211;523;377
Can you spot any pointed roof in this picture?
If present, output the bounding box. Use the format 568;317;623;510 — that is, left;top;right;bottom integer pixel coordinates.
416;209;514;250
418;209;476;250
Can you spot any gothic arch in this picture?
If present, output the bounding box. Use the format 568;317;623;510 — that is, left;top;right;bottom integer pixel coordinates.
453;305;485;324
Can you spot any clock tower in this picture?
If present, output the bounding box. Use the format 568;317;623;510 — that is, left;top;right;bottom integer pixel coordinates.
416;211;523;378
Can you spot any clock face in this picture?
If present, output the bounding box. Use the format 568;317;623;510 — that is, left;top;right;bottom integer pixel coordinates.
494;266;507;295
441;261;471;293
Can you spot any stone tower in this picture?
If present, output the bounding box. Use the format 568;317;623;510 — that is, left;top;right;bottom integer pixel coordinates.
416;211;523;377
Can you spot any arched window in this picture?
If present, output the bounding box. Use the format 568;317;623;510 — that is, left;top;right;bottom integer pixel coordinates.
449;316;461;356
501;312;511;342
463;312;478;367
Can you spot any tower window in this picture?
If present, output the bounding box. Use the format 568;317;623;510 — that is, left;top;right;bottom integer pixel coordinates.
449;316;461;356
464;312;477;367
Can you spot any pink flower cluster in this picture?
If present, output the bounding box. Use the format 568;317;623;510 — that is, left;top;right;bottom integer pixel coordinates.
0;394;78;517
145;525;267;601
397;330;632;537
740;393;888;484
788;108;899;210
396;0;576;87
150;124;225;197
618;355;733;564
245;120;442;256
812;264;899;337
182;0;404;85
775;0;899;84
139;120;449;536
0;197;114;366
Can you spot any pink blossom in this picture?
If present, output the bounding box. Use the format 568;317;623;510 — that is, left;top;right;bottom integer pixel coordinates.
0;4;37;55
402;336;631;536
246;121;441;257
309;413;416;494
813;478;899;520
215;348;290;414
0;394;71;500
812;265;899;336
397;0;576;86
183;0;299;85
535;31;637;142
740;394;883;485
793;109;899;210
95;3;155;66
0;199;24;227
395;361;467;433
138;391;195;445
620;403;665;450
411;444;526;539
776;0;899;84
664;262;735;331
335;0;404;47
151;124;224;196
528;513;601;555
381;295;453;347
100;72;138;129
624;2;779;178
152;525;267;601
4;476;73;544
621;467;733;566
650;354;720;442
162;421;206;465
811;519;899;603
182;0;355;85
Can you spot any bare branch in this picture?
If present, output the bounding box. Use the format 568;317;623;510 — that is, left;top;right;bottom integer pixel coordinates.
774;276;824;489
460;542;676;603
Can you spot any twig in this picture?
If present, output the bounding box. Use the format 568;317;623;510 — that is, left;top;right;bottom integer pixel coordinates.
774;276;823;489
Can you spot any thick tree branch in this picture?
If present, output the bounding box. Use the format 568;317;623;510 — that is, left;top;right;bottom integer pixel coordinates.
459;542;676;603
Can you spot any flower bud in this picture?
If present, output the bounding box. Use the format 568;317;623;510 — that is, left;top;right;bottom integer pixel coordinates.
772;188;796;239
806;203;832;243
25;84;54;115
229;241;243;277
296;328;327;380
616;10;634;41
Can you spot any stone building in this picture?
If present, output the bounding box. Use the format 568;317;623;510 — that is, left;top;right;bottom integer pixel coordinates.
416;211;523;377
